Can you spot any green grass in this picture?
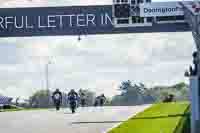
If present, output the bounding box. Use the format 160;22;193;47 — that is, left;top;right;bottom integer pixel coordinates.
0;108;50;112
107;102;190;133
173;106;190;133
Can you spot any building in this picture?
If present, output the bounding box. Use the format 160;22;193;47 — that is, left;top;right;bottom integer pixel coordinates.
0;95;13;105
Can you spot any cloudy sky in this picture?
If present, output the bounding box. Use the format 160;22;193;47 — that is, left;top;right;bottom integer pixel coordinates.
0;0;195;99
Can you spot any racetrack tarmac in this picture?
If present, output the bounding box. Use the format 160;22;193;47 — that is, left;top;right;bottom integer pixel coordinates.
0;105;151;133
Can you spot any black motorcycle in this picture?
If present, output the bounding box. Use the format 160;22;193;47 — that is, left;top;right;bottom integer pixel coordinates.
53;94;62;111
68;96;77;113
55;99;61;111
69;100;77;113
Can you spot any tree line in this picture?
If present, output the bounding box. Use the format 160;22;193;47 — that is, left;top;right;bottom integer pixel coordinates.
24;80;189;108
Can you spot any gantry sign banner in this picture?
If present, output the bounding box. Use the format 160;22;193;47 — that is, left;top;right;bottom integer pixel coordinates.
139;1;200;17
0;2;193;37
140;2;184;17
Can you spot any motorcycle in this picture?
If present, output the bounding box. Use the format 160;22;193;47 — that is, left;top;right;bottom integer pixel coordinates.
69;100;77;113
53;94;62;111
68;96;77;113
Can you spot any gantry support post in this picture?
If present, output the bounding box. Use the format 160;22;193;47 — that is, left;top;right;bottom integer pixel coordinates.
181;2;200;133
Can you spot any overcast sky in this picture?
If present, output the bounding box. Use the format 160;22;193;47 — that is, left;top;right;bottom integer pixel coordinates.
0;0;195;99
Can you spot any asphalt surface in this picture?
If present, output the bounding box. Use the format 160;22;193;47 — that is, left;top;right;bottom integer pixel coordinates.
0;105;151;133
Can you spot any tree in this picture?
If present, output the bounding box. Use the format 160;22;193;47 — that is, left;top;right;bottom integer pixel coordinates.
149;82;189;102
119;80;132;94
29;89;52;108
112;80;155;106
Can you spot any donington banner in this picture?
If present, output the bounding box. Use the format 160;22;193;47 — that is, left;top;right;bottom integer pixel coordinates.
0;4;191;37
140;1;191;17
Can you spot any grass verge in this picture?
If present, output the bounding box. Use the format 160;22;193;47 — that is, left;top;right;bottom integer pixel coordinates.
0;108;49;112
107;102;190;133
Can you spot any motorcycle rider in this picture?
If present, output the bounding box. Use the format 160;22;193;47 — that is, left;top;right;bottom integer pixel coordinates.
94;96;101;107
67;89;79;113
52;88;62;111
99;94;106;106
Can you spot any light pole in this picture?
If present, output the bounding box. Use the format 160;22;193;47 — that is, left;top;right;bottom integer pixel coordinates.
45;60;51;90
45;60;52;107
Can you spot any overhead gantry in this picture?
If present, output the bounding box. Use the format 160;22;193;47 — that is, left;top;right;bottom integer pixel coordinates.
0;0;199;132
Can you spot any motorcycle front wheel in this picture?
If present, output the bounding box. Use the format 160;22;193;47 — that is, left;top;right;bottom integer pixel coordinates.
54;100;61;111
72;108;75;113
70;102;76;113
56;105;60;111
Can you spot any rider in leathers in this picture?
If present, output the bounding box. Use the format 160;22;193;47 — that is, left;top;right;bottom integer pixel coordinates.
68;89;79;113
52;89;62;110
99;94;106;106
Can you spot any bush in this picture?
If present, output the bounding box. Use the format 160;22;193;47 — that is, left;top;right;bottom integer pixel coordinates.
1;104;19;109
